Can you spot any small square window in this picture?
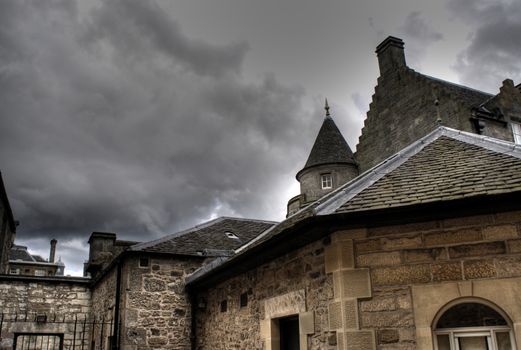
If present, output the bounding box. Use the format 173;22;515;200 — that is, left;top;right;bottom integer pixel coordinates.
240;293;248;308
512;122;521;144
220;300;228;313
139;257;149;268
321;174;333;189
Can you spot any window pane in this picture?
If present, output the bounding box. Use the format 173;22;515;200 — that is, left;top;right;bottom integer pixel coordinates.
436;303;507;328
458;336;488;350
496;332;512;350
436;334;450;350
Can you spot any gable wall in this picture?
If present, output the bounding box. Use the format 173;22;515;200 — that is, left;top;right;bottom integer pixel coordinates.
194;209;521;350
90;254;204;350
355;69;514;172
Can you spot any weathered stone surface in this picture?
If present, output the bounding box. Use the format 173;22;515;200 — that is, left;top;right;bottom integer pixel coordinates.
424;228;481;246
442;215;494;229
143;277;167;292
448;241;506;258
431;262;462;282
371;265;431;286
378;329;399;344
368;221;439;237
494;210;521;224
361;310;414;328
381;235;422;250
463;260;496;279
403;248;447;263
355;239;381;254
482;225;518;241
508;239;521;253
357;251;401;267
495;256;521;278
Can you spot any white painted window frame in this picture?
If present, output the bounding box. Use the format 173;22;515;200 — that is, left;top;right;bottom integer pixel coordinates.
511;121;521;144
321;173;332;189
434;326;514;350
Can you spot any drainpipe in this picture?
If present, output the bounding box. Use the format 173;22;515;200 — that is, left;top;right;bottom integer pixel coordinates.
112;260;122;350
190;291;197;350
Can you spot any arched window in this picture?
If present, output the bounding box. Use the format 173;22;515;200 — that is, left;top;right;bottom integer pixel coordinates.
433;301;515;350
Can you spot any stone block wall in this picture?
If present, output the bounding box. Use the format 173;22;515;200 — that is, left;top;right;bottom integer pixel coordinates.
0;276;91;349
195;210;521;350
195;239;334;350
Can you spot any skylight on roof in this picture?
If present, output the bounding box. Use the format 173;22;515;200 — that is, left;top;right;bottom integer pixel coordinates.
224;231;239;240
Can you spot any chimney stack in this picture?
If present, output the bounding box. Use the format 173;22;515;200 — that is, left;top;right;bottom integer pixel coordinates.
49;239;57;263
375;36;406;76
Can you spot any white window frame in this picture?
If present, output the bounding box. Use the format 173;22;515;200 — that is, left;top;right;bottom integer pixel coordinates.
34;269;46;276
434;327;514;350
321;173;333;189
10;267;20;275
511;121;521;144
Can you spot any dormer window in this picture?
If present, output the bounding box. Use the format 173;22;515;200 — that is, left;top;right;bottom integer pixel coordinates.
512;122;521;144
321;174;333;189
224;231;239;240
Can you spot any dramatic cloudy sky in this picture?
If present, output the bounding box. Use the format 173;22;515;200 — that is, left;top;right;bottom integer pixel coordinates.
1;0;520;275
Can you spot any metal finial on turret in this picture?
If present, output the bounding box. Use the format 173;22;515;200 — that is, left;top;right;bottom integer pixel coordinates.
325;98;331;117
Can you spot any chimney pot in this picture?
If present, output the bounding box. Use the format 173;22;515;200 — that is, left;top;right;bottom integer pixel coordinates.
49;239;57;263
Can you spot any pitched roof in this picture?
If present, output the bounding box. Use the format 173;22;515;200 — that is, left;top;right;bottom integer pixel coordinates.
315;127;521;215
9;246;34;262
419;72;493;108
297;116;356;178
187;126;521;286
130;217;276;256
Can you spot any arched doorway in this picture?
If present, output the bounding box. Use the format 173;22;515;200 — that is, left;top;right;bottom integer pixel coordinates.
433;300;515;350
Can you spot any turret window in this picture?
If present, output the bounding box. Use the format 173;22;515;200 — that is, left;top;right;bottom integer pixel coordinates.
511;122;521;144
321;174;333;189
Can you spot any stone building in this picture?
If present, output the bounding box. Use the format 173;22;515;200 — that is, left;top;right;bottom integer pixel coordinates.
8;240;65;277
1;35;521;350
186;36;521;350
0;171;16;274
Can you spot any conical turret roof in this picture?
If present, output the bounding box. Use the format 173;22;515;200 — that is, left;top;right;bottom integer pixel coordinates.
297;104;356;179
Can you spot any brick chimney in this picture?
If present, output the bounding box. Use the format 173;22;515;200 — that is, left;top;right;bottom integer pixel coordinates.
375;36;406;76
49;239;57;263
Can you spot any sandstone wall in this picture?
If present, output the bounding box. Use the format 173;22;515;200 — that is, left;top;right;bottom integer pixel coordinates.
195;210;521;350
195;239;334;350
0;276;91;349
355;68;514;172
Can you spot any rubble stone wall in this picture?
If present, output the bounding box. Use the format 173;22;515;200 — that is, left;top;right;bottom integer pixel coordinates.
119;255;203;350
0;277;90;350
195;239;334;350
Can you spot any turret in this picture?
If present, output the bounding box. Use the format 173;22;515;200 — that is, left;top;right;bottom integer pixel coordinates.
287;100;359;216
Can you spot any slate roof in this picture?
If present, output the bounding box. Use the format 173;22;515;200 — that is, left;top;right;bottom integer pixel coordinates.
187;126;521;285
420;72;493;108
315;127;521;215
298;116;356;178
9;246;34;261
130;217;276;256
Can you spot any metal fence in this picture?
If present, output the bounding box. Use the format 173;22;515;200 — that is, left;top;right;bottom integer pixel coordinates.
0;312;117;350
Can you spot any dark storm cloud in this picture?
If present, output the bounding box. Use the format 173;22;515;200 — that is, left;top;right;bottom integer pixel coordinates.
447;0;521;91
0;0;314;274
398;11;443;65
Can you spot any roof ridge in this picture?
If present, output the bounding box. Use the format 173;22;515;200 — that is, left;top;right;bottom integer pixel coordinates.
415;71;494;98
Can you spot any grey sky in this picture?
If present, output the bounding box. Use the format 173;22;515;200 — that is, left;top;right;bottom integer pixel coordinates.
1;0;519;275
